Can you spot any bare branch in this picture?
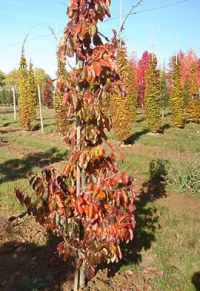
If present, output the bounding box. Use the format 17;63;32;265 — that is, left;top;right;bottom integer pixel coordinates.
120;0;143;33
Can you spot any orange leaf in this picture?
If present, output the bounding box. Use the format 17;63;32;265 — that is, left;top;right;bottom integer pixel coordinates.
55;195;64;208
98;190;106;200
93;61;101;77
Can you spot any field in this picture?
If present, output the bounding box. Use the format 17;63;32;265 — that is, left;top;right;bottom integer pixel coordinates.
0;106;200;290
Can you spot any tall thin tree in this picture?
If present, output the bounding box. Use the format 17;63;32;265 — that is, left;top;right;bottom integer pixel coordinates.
144;55;161;133
170;60;185;128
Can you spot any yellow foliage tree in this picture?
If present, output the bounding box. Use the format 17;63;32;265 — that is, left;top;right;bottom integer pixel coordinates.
18;51;32;131
186;63;200;123
170;60;185;128
55;58;68;136
27;61;37;119
110;43;136;142
144;55;161;133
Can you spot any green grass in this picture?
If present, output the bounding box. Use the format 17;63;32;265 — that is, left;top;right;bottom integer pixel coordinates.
1;106;200;290
149;205;200;290
119;203;200;290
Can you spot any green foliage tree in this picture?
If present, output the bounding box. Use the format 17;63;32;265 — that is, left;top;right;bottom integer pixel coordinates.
5;69;19;89
0;70;9;105
170;60;185;128
186;63;200;123
34;67;50;86
110;43;137;142
144;55;161;133
0;70;5;88
55;58;68;135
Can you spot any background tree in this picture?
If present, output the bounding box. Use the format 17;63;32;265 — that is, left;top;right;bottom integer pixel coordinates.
5;69;19;89
170;59;185;128
160;65;169;118
183;75;189;107
27;61;37;119
180;49;198;88
54;58;68;135
110;42;137;142
42;81;53;108
0;70;12;105
34;67;50;87
18;51;31;130
136;50;150;108
0;70;5;88
186;63;200;123
144;55;161;133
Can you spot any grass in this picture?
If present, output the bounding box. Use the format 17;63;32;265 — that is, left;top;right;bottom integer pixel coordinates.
0;106;200;290
147;205;199;290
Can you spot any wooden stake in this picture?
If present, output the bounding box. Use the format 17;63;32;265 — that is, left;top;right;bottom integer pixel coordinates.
74;56;85;290
73;269;79;291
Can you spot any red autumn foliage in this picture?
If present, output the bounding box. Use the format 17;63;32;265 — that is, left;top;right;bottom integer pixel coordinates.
16;0;136;280
135;50;150;108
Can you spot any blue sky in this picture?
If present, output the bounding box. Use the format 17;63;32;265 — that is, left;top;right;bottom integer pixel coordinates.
0;0;199;78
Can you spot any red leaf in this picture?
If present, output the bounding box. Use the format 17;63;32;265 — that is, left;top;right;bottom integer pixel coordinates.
57;80;63;91
63;92;69;105
112;175;118;186
57;242;63;252
121;172;129;184
16;189;25;205
86;183;93;191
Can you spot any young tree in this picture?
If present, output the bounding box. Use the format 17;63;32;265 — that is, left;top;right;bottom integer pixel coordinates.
18;51;31;130
136;50;150;108
42;81;53;108
170;60;185;128
54;58;68;135
144;55;161;133
186;63;200;123
16;1;136;289
160;66;169;118
183;75;189;107
110;42;137;142
27;61;37;119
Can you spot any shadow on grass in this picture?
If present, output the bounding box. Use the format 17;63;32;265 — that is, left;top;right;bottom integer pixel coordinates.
135;116;145;123
124;129;148;145
0;147;68;183
160;123;170;133
0;128;19;134
31;123;55;131
106;158;167;277
192;272;200;291
0;239;74;290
